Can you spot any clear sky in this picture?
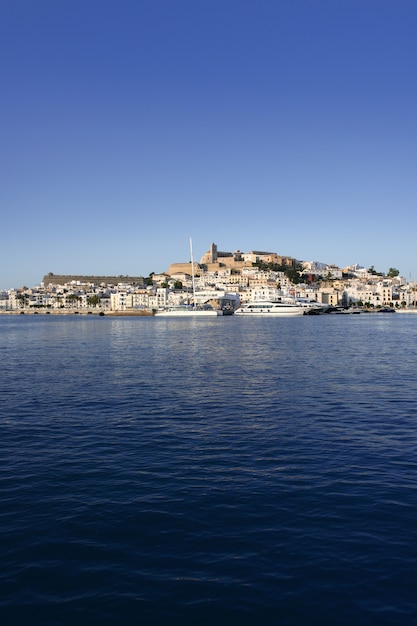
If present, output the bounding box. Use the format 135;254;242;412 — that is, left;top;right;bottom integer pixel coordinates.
1;0;416;289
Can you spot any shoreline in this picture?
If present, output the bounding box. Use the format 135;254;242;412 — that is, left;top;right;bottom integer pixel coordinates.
0;309;154;316
1;308;417;317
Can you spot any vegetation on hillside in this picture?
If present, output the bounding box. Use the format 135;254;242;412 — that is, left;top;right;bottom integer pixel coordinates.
252;260;304;284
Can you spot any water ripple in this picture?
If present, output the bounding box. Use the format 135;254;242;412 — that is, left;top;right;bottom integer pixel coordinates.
1;315;417;624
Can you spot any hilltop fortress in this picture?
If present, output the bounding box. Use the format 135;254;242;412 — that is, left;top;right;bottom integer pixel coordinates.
166;243;296;276
41;245;297;284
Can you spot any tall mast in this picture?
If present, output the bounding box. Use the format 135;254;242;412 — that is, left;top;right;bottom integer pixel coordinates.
190;237;196;305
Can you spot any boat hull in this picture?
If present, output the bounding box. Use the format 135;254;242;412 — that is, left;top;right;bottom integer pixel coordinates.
154;307;223;317
235;301;305;316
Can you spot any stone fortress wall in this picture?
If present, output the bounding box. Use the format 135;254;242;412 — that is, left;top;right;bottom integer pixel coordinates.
43;274;145;287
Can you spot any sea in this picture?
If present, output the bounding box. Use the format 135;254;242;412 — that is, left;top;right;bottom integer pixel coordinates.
1;312;417;625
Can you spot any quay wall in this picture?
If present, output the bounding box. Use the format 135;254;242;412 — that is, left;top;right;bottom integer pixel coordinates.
0;309;153;316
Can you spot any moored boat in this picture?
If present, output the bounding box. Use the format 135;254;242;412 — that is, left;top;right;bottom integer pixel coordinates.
154;238;223;317
234;300;306;316
154;305;222;317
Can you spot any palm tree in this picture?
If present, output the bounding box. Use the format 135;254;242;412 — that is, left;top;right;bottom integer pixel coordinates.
66;294;82;308
87;295;100;307
15;293;29;309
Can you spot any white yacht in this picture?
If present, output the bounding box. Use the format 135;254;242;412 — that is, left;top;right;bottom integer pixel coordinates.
234;300;306;316
154;305;222;317
288;298;327;314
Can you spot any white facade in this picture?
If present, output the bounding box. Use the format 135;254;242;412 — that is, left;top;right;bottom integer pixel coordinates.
344;282;392;306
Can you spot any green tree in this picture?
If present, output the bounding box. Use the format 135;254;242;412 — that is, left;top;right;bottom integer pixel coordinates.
67;294;81;306
387;267;399;278
146;273;155;286
173;281;183;290
15;293;29;308
87;295;100;307
285;265;303;285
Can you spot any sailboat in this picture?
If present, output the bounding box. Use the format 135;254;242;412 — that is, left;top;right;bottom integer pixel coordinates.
154;239;223;317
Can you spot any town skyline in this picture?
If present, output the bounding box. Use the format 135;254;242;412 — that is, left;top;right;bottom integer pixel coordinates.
0;240;404;292
2;240;415;315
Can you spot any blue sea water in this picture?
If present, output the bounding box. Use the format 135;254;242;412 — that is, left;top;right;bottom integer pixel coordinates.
1;313;417;625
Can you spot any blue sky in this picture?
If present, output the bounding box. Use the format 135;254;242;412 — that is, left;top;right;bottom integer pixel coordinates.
1;0;416;289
